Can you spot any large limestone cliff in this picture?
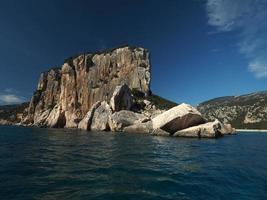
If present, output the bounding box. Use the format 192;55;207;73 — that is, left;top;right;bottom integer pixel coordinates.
23;46;151;128
18;45;235;138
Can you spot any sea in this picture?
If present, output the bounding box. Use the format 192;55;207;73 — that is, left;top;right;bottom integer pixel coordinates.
0;126;266;200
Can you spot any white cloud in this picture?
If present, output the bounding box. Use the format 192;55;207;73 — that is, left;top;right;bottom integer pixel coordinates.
249;58;267;78
0;89;26;105
0;94;25;105
206;0;267;78
206;0;251;31
4;88;17;93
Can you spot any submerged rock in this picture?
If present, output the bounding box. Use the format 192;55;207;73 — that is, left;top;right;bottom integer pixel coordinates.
152;103;205;134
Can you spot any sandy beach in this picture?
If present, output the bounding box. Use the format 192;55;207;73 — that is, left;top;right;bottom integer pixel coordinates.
236;129;267;133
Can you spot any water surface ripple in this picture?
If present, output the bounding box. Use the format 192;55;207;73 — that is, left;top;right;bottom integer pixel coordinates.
0;126;267;200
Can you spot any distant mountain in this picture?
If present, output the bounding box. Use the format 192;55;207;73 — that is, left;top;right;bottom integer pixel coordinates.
197;91;267;129
0;103;29;125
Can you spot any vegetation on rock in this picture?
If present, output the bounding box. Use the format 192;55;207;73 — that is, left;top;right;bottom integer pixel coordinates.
198;91;267;129
0;103;29;124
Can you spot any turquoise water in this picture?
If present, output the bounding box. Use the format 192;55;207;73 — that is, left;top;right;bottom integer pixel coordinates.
0;126;266;200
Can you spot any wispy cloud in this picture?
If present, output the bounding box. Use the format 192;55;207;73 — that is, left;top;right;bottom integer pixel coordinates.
206;0;267;78
211;48;220;53
4;88;17;93
0;89;26;105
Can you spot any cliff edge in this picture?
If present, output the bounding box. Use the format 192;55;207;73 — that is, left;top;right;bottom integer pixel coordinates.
22;46;151;128
0;45;235;138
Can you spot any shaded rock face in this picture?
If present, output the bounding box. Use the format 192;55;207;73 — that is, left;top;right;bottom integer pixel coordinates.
44;104;66;128
24;46;151;128
78;101;101;130
23;69;61;125
110;84;133;112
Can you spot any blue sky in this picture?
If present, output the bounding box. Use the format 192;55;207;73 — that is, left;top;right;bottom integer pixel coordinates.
0;0;266;105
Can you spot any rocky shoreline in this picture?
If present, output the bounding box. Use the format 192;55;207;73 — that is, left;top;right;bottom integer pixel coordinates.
1;46;235;138
77;84;236;138
19;82;235;138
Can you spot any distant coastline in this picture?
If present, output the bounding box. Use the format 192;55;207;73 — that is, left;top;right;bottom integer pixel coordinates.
236;129;267;133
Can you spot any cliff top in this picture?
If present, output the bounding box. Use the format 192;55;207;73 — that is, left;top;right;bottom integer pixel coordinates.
64;44;148;65
41;45;148;74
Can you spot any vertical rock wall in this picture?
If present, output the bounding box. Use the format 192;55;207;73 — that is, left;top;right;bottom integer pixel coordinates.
23;46;151;128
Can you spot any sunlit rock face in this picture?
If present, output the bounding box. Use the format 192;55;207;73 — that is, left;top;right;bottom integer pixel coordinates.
152;103;206;134
197;92;267;129
23;46;151;128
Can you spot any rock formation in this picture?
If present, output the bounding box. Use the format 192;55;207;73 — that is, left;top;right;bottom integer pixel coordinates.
151;103;206;134
110;84;133;112
22;46;151;128
123;121;153;134
11;45;235;138
173;120;223;138
122;103;235;138
109;110;149;131
78;101;101;130
90;101;112;131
